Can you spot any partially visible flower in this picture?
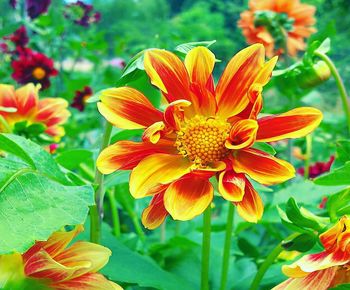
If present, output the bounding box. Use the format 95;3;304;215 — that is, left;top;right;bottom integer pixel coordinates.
238;0;316;57
0;83;70;141
273;216;350;289
65;1;101;27
108;57;126;69
26;0;51;19
297;155;335;178
319;196;328;209
49;143;59;154
0;43;9;53
96;45;323;229
71;86;93;111
0;226;122;290
11;49;58;90
9;0;17;8
4;26;29;48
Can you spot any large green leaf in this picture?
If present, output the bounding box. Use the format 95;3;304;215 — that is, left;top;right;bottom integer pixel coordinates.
0;134;94;254
314;162;350;186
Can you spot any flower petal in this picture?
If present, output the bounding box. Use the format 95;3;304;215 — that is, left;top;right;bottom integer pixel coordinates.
218;170;245;202
14;83;39;116
144;49;191;103
164;175;213;221
35;98;70;126
51;273;122;290
226;119;258;150
216;44;265;118
97;140;177;174
234;179;263;223
130;153;192;198
164;99;191;130
232;148;295;185
184;46;217;115
273;268;337;290
0;84;16;111
256;107;323;142
142;192;168;230
142;121;166;144
98;87;163;129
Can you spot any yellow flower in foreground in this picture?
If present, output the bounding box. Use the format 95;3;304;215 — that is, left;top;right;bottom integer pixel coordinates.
97;44;322;229
274;216;350;289
0;83;70;140
0;226;122;290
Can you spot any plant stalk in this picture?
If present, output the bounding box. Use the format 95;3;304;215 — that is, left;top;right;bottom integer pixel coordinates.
90;122;113;244
315;51;350;135
304;134;312;179
219;203;235;290
201;206;212;290
108;188;121;238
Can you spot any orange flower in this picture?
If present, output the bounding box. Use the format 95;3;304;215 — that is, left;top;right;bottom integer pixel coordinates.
0;83;70;141
97;45;322;229
0;226;122;290
238;0;316;57
273;216;350;289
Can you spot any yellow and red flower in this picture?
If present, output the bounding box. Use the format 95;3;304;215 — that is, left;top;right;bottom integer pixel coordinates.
238;0;316;57
0;83;70;141
274;216;350;289
97;44;322;229
0;226;122;290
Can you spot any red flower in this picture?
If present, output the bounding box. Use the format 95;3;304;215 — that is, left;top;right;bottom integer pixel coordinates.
71;86;93;111
297;155;335;178
65;1;101;27
4;26;29;48
11;49;58;90
26;0;51;19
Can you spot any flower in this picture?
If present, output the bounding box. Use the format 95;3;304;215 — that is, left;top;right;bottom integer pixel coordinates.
9;0;17;9
96;45;322;229
71;86;93;111
297;155;335;178
4;26;29;48
11;48;58;90
0;226;122;290
26;0;51;19
0;83;70;141
108;57;126;69
65;1;101;27
238;0;316;57
273;216;350;289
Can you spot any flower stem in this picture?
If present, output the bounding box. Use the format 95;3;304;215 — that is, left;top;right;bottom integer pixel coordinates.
249;233;299;290
90;122;113;244
201;205;212;290
304;134;313;179
108;188;121;238
315;51;350;135
219;203;235;290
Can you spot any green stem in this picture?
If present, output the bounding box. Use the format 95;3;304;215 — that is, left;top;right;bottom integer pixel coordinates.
90;122;113;244
219;203;235;290
108;188;121;238
130;212;145;241
160;221;166;242
249;233;299;290
201;206;212;290
315;51;350;135
304;134;312;179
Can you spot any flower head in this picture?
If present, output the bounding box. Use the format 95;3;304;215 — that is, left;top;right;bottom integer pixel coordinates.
71;86;93;111
274;216;350;289
65;1;101;27
297;155;335;178
9;0;17;8
0;83;70;141
11;48;58;90
97;45;322;228
238;0;316;57
0;226;122;290
26;0;51;19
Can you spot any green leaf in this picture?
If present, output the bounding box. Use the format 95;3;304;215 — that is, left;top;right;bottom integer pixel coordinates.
327;188;350;221
174;40;216;54
330;284;350;290
314;38;331;54
110;129;143;143
55;149;94;171
0;135;94;254
282;233;316;252
0;134;70;185
0;23;23;38
336;140;350;164
314;162;350;186
252;142;276;155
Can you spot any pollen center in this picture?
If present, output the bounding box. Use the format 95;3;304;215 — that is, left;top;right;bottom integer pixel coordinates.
176;116;230;166
32;67;46;80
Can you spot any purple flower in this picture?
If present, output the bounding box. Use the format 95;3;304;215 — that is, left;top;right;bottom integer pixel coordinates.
26;0;51;19
65;1;101;27
9;0;17;8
